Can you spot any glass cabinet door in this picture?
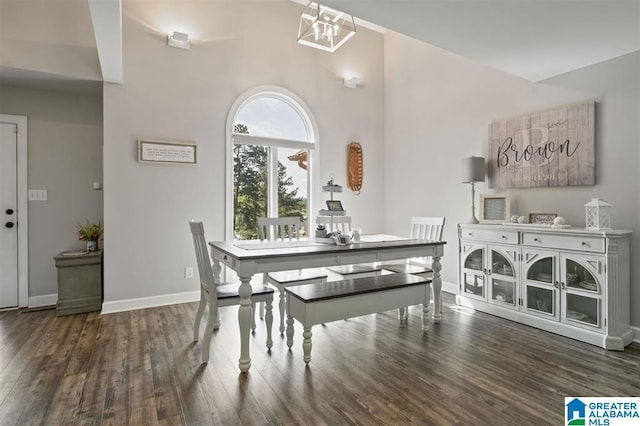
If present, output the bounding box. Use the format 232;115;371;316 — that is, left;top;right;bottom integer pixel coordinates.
522;249;559;320
488;247;518;309
461;244;485;299
561;255;603;329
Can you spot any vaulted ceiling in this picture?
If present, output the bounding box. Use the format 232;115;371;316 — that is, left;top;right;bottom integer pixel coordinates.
323;0;640;82
0;0;638;95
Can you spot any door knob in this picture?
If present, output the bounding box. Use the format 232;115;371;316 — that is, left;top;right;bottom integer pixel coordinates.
5;209;14;215
5;222;14;228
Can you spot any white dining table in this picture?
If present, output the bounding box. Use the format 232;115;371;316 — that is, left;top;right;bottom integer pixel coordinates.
208;234;446;372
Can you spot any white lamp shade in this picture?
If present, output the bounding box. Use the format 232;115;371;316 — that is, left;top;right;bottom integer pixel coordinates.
461;156;485;183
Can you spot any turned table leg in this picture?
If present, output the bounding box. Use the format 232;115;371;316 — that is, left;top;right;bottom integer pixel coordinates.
286;315;294;348
238;275;253;372
302;326;313;364
432;256;442;323
422;281;431;331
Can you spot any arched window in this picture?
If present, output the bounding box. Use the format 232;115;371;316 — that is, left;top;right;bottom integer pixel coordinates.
226;87;319;240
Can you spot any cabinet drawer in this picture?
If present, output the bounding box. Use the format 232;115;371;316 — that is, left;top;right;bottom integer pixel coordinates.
522;233;605;253
460;228;518;244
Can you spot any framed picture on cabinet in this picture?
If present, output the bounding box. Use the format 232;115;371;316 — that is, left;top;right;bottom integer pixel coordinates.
479;195;510;224
529;213;557;225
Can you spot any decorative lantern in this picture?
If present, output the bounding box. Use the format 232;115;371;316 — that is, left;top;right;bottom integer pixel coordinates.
585;198;612;230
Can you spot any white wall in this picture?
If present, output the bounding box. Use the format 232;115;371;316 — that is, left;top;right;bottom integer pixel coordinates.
384;31;640;325
0;0;101;82
0;85;103;300
102;0;384;305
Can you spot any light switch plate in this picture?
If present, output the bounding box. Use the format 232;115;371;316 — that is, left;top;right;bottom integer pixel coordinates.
28;189;48;201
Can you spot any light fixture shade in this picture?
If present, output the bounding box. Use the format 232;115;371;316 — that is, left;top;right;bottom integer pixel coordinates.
343;77;361;88
297;2;356;52
461;156;485;183
167;31;190;49
585;198;612;229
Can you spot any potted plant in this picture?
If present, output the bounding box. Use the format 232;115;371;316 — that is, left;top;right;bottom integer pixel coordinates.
77;220;103;252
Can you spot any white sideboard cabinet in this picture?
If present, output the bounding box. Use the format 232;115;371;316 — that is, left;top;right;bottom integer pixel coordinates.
457;224;633;350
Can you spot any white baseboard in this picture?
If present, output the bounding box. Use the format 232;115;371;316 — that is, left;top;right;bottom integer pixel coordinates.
441;280;457;295
101;281;456;315
101;291;200;314
104;282;458;315
29;293;57;308
632;325;640;344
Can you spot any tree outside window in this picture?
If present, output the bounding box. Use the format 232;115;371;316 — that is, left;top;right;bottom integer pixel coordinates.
233;123;307;239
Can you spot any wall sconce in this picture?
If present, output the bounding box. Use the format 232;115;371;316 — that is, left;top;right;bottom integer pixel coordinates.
461;156;485;223
343;77;361;88
167;31;190;49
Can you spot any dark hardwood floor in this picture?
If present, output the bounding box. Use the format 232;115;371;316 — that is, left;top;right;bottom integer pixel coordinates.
1;293;639;425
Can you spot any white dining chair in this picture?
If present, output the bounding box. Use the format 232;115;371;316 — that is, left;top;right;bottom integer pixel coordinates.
258;216;328;334
381;216;445;274
190;221;274;363
316;215;352;235
317;215;382;279
380;216;445;320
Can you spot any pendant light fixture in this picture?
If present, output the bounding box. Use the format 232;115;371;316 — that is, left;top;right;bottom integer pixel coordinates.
297;2;356;52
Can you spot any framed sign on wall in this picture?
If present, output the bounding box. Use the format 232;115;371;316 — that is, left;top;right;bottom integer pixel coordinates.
138;139;197;164
488;101;595;189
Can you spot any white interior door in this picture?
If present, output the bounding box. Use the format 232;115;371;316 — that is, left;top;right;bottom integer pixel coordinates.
0;122;18;308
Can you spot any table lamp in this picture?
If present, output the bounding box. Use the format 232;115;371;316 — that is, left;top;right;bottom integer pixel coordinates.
461;156;485;223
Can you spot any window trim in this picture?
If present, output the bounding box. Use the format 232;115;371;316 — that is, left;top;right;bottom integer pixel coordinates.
225;86;320;240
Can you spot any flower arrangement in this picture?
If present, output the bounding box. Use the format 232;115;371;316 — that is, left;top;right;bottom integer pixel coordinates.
76;221;103;241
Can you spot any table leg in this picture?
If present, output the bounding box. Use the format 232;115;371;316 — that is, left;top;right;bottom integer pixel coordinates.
278;290;286;334
286;314;294;348
422;281;431;331
432;256;442;323
265;300;273;349
238;275;253;372
303;326;312;364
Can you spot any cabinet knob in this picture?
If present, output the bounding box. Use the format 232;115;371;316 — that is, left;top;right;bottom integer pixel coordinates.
5;222;14;229
501;235;507;239
581;241;589;246
561;282;566;290
554;281;558;288
534;238;540;242
5;209;13;215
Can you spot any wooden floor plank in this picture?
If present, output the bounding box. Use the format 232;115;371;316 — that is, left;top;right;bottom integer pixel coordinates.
0;293;639;425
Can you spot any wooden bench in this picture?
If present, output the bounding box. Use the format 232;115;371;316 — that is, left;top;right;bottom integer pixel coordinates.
284;273;432;364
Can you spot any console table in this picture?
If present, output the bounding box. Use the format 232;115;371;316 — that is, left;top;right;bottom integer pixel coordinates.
457;224;632;350
54;250;103;316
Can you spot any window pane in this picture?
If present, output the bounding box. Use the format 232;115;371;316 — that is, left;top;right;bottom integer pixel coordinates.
230;91;315;241
278;148;309;236
233;144;267;240
235;97;309;140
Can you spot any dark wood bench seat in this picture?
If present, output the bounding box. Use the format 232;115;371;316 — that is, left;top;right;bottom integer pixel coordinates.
284;273;432;364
